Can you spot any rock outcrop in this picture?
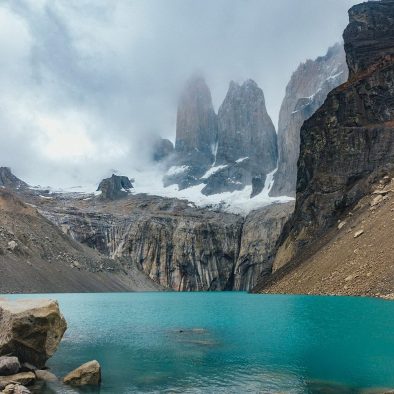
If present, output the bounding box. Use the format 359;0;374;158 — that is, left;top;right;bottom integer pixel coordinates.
63;360;101;386
270;44;348;197
0;168;27;190
233;202;294;291
0;299;67;368
175;75;218;160
265;0;394;277
97;174;133;200
165;75;218;189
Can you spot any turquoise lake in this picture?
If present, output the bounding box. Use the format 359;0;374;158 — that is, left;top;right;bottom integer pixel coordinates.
6;292;394;393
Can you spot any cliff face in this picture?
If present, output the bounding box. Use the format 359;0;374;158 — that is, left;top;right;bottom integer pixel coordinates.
270;44;348;197
0;189;161;293
201;80;277;196
233;201;294;291
268;0;394;274
37;191;294;291
165;76;218;189
175;75;218;159
41;195;244;291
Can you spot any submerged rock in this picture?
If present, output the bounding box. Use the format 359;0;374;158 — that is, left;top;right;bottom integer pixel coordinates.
63;360;101;386
0;299;67;368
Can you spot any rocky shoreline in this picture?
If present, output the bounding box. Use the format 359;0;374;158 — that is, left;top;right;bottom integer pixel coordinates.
0;298;100;393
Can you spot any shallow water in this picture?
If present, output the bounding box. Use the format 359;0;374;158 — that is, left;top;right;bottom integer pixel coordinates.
6;292;394;393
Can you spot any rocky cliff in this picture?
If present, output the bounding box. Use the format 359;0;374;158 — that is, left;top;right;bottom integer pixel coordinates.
270;44;348;197
164;75;218;189
166;76;278;197
233;201;294;291
39;194;243;291
0;188;161;293
202;80;277;196
261;0;394;281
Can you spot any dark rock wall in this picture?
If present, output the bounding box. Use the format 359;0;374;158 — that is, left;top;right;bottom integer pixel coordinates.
271;0;394;272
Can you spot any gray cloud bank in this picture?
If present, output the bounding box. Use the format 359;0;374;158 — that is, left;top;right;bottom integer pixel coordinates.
0;0;358;188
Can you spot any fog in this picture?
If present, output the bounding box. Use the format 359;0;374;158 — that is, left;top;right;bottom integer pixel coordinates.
0;0;358;189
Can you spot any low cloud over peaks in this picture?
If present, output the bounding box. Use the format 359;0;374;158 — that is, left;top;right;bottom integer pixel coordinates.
0;0;358;188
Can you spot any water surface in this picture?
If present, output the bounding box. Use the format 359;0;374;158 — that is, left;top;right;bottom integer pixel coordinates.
7;292;394;393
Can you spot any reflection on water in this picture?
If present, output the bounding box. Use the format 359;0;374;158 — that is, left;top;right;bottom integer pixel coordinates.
6;293;394;394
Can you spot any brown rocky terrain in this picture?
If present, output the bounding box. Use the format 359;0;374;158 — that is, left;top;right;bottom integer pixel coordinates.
256;0;394;297
257;175;394;297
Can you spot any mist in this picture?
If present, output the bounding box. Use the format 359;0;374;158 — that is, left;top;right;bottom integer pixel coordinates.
0;0;358;189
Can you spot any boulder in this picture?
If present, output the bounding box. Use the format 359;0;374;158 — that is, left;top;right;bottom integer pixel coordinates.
0;357;20;376
63;360;101;386
0;372;35;390
0;299;67;368
2;384;31;394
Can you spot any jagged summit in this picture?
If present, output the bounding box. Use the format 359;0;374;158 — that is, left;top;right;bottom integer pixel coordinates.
165;76;278;197
97;174;133;200
175;74;218;159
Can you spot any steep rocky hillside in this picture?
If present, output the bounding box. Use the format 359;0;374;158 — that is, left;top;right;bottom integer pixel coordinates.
270;43;348;197
257;0;394;296
0;188;162;293
258;176;394;297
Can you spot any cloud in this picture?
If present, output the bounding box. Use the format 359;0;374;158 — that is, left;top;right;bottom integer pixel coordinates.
0;0;358;188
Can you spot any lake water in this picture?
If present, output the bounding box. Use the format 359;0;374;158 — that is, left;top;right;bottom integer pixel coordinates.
6;292;394;393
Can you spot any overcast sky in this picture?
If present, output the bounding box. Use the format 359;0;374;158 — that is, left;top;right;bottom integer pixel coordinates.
0;0;359;188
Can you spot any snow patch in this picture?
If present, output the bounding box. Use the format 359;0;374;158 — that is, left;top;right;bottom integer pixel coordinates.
236;156;248;163
201;164;227;179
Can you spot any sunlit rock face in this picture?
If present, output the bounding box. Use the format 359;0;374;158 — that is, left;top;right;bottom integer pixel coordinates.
270;0;394;273
270;43;348;197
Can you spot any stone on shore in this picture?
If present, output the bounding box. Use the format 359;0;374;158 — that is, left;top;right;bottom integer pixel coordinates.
63;360;101;386
0;372;35;390
0;299;67;368
0;357;20;376
2;384;31;394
